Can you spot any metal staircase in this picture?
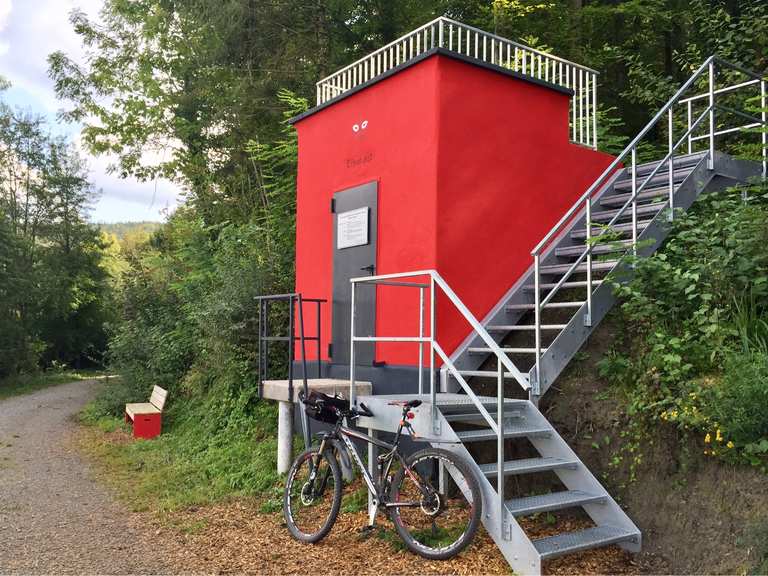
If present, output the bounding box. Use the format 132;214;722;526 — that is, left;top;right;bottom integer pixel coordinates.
348;56;765;575
447;56;766;402
359;392;639;575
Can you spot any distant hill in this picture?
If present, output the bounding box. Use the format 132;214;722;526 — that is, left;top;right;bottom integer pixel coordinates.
98;221;162;241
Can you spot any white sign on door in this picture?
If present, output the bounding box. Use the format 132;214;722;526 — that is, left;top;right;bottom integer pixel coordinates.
337;207;369;249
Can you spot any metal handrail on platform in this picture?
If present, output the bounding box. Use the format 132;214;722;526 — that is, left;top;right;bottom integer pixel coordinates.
255;293;326;405
349;269;528;538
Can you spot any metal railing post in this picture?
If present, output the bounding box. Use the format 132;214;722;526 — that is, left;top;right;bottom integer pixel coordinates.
316;301;322;378
297;295;312;450
430;274;438;434
762;79;767;180
533;254;542;400
708;60;716;170
497;359;508;540
418;286;424;395
258;299;265;398
592;72;598;150
687;100;693;155
288;296;295;405
668;108;675;221
349;282;357;406
631;147;638;261
584;197;593;327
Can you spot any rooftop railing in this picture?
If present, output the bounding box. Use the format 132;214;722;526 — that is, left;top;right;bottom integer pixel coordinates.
316;17;599;149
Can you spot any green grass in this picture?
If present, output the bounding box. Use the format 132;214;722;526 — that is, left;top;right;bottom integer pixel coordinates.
0;369;107;400
78;393;283;515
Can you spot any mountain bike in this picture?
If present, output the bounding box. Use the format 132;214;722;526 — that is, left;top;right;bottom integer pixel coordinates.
283;391;482;560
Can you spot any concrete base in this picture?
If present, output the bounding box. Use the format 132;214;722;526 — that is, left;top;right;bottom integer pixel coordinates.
266;378;373;474
262;378;372;403
277;401;294;474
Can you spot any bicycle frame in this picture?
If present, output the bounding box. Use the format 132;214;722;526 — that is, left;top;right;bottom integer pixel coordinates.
312;413;432;528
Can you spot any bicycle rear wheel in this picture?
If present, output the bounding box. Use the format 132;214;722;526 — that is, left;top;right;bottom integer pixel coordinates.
283;447;342;543
389;448;482;560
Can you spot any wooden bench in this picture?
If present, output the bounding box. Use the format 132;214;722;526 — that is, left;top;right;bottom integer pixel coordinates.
125;385;168;439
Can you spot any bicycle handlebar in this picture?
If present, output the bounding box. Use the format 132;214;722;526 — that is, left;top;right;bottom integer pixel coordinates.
356;402;374;418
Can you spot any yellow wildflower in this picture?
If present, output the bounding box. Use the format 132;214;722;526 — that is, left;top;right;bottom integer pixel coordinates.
716;429;723;442
704;433;711;443
727;441;734;449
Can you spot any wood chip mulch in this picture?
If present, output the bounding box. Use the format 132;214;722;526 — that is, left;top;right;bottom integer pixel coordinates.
133;498;639;575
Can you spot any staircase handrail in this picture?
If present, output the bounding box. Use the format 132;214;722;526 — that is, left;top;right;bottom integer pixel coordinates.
349;268;526;540
349;269;528;397
528;56;767;395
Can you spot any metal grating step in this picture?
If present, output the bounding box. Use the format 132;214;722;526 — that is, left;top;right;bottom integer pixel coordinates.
456;422;551;442
506;490;606;516
444;410;523;423
632;152;705;177
540;260;617;275
488;324;567;331
452;370;526;380
533;525;638;560
591;201;668;223
555;241;631;258
478;457;578;477
468;347;545;355
571;219;652;240
506;301;584;311
524;280;602;291
613;166;694;191
600;185;679;207
432;394;528;410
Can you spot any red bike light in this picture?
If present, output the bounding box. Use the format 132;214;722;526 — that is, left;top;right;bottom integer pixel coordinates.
407;412;415;420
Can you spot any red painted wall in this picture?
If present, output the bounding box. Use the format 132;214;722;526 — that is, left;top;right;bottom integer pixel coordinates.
293;53;615;366
431;57;616;360
293;57;442;362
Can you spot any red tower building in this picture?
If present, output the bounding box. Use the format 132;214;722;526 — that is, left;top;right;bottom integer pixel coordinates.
290;46;614;391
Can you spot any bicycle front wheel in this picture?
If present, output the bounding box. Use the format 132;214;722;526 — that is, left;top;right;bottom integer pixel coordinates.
283;447;342;543
389;448;482;560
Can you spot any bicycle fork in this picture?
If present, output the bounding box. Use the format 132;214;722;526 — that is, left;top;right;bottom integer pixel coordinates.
340;433;383;528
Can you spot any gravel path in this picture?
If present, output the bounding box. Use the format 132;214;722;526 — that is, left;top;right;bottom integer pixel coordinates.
0;380;172;575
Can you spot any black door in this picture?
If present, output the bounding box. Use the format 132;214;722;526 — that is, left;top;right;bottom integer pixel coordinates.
331;181;378;366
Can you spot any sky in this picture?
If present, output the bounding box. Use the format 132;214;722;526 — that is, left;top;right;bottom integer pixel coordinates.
0;0;182;223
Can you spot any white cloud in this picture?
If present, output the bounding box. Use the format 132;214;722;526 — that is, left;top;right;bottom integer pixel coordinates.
0;0;183;222
0;0;11;55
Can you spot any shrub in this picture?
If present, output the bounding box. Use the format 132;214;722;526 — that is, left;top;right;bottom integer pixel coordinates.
599;182;768;473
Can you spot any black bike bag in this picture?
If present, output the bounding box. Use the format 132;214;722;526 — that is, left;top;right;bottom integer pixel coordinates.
304;390;349;424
